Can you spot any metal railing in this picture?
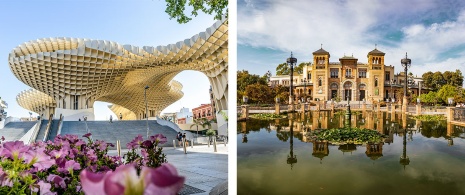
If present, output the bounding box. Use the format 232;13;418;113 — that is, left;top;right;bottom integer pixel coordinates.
42;115;54;142
40;114;53;142
28;118;43;144
57;115;64;136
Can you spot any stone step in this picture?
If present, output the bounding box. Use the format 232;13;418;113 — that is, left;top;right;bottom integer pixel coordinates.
0;121;36;141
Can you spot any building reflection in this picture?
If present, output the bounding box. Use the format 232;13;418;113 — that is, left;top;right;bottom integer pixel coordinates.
366;143;383;161
312;141;329;164
338;144;357;155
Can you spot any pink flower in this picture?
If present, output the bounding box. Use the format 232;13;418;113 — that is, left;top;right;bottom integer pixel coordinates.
143;163;185;195
50;148;68;159
0;141;30;160
150;134;167;144
24;148;55;171
47;174;66;189
127;135;143;149
57;160;81;174
83;133;92;139
37;180;56;195
80;163;184;195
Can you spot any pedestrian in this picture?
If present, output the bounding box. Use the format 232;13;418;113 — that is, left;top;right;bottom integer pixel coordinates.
119;113;123;120
182;133;187;146
109;115;113;123
177;132;182;147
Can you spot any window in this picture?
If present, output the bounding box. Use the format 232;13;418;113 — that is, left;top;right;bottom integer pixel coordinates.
359;70;367;78
308;73;311;79
318;78;322;87
330;68;338;78
385;72;390;81
345;68;352;78
375;78;378;87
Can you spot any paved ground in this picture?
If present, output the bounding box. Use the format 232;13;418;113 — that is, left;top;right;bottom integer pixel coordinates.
108;143;228;195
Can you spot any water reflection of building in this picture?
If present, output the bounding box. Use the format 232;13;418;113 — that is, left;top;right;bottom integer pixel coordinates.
338;144;357;155
365;143;383;161
312;141;329;164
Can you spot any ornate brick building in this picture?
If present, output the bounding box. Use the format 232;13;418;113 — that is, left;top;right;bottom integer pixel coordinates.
270;47;424;103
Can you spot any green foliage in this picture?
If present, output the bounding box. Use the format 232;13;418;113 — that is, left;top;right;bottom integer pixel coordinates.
276;62;308;75
437;84;458;104
418;91;439;105
237;70;268;103
164;0;228;24
422;70;463;91
244;83;273;104
313;128;386;144
411;115;446;121
250;113;285;120
206;129;216;137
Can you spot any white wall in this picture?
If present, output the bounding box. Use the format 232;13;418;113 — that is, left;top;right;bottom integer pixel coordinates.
55;108;95;121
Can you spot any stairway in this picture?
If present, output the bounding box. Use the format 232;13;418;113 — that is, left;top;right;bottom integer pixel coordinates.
0;121;36;141
60;120;178;149
35;120;51;142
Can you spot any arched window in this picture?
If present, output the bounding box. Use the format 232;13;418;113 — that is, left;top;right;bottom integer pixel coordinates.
318;78;322;86
375;78;378;87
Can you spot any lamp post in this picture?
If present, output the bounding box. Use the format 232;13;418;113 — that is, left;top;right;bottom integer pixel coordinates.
287;52;297;109
401;53;411;113
144;85;150;139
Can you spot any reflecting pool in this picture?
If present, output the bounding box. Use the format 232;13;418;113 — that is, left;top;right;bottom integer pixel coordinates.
237;111;465;195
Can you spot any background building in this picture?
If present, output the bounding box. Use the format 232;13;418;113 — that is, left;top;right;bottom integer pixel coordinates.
270;47;425;103
192;104;216;121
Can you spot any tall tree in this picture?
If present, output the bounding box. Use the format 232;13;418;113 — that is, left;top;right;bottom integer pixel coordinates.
432;71;445;91
422;71;434;89
164;0;228;24
452;69;464;87
276;62;308;75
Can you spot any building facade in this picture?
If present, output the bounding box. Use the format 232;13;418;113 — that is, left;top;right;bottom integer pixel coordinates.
10;19;228;121
270;47;425;103
192;104;215;121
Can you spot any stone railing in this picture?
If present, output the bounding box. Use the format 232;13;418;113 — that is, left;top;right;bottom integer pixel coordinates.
452;107;465;122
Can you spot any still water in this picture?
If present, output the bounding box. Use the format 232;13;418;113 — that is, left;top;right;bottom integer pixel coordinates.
237;111;465;195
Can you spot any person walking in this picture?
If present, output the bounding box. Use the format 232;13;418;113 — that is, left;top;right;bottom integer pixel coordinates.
177;132;182;147
109;115;113;123
182;133;187;146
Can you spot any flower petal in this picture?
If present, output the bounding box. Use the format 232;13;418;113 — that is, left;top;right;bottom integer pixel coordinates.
80;170;108;195
143;163;185;195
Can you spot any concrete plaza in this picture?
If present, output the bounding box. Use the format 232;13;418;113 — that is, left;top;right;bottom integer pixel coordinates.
109;144;228;195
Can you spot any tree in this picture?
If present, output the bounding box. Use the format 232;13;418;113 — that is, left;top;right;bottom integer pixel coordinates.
271;85;290;104
190;118;212;137
452;69;464;87
432;71;445;91
244;83;273;104
437;84;458;104
237;70;268;103
164;0;228;24
422;71;434;89
276;62;308;75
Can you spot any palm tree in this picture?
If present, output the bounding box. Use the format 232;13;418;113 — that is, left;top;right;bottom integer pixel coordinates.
190;118;212;137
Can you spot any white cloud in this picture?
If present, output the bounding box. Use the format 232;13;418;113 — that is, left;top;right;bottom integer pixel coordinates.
238;0;465;77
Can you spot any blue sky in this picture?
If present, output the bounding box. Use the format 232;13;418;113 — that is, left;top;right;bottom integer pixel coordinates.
238;0;465;78
0;0;216;120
